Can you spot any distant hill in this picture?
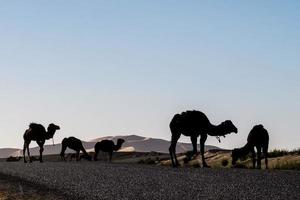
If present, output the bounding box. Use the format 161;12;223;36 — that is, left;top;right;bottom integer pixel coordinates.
0;148;21;158
0;135;221;158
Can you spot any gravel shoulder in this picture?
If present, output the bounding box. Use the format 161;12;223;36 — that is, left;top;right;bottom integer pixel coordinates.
0;172;66;200
0;162;299;200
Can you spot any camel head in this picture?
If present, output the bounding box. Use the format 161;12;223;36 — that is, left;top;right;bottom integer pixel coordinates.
48;123;60;131
219;120;238;136
46;123;60;139
117;138;125;146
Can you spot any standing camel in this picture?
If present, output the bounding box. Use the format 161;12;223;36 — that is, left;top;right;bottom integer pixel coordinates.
60;137;91;161
169;110;238;167
23;123;60;163
94;139;125;162
232;124;269;169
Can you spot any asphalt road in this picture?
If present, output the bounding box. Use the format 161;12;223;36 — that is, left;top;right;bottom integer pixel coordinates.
0;162;299;200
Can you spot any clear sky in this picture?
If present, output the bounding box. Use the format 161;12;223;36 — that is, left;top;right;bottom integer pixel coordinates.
0;1;299;150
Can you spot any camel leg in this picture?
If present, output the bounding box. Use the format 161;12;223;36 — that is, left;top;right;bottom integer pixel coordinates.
23;141;29;163
251;147;256;169
60;145;67;161
39;146;44;163
200;134;208;167
256;146;262;169
185;136;198;163
27;144;32;163
25;141;32;163
263;145;269;169
94;149;99;161
76;151;80;161
37;141;45;163
169;131;181;167
27;146;32;163
109;151;112;162
191;136;198;157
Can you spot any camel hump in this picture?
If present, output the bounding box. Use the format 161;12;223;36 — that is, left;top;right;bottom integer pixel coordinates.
172;110;208;121
254;124;264;129
182;110;208;119
181;110;210;124
170;110;211;132
29;123;46;132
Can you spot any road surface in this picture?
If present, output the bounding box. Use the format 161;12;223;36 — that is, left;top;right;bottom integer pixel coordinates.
0;162;299;200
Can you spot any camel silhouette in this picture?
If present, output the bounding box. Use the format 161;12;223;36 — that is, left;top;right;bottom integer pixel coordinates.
60;137;92;161
23;123;60;163
169;110;238;167
94;139;125;162
232;124;269;169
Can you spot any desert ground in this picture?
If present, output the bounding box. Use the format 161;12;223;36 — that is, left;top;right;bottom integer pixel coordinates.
0;157;299;200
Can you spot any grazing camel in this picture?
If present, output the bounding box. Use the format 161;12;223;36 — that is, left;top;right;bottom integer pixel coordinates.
169;110;238;167
94;139;125;162
232;124;269;169
23;123;60;163
60;137;92;161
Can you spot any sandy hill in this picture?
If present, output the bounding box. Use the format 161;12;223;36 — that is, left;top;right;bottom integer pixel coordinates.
0;135;220;158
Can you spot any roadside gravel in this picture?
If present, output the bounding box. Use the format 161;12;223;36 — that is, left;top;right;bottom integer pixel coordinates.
0;162;299;200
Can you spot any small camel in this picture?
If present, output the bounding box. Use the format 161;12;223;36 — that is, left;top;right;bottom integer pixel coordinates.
169;110;238;167
60;137;91;161
23;123;60;163
232;124;269;169
94;139;125;162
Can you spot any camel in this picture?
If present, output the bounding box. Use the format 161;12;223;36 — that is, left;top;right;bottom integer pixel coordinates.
60;137;92;161
23;123;60;163
232;124;269;169
169;110;238;167
94;138;125;162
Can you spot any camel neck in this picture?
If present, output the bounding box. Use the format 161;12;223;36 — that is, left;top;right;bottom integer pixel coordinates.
113;145;120;151
45;129;55;139
242;143;252;152
207;124;225;136
113;142;122;151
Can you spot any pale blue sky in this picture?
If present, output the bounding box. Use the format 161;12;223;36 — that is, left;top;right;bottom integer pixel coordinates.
0;1;299;150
